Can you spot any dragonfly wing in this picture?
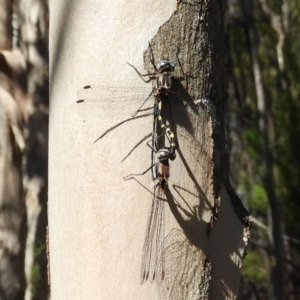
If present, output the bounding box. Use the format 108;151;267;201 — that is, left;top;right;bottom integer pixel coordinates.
71;85;154;121
141;187;165;284
156;229;207;300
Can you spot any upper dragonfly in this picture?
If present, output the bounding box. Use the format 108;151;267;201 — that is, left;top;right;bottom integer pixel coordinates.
72;60;184;158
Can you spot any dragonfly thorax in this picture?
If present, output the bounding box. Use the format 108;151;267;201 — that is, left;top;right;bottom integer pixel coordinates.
155;73;172;95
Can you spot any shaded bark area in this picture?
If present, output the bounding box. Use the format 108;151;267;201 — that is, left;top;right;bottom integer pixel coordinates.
141;0;251;298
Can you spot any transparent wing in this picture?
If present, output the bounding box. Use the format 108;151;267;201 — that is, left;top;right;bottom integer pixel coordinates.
156;229;208;300
70;84;208;144
141;187;165;284
70;85;200;121
70;85;154;120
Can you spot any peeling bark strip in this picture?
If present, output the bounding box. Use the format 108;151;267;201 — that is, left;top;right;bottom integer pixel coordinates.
138;0;251;298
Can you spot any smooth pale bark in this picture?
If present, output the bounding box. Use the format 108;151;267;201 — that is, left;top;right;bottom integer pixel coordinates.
49;0;250;299
49;1;177;299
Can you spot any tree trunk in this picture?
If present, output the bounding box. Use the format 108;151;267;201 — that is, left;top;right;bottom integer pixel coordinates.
0;1;27;299
49;0;250;299
0;88;26;300
16;0;49;298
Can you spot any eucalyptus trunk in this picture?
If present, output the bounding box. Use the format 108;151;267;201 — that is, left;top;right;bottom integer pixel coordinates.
49;0;251;299
0;1;26;299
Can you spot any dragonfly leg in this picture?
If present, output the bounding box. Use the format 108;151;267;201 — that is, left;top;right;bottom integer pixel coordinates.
123;163;156;180
148;42;158;72
131;86;155;117
127;62;156;83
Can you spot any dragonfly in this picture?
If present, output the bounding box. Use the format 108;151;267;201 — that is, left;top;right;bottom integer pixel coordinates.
71;59;195;158
124;140;173;284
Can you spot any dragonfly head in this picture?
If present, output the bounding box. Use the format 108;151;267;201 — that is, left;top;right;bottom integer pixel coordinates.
156;60;176;73
156;148;170;162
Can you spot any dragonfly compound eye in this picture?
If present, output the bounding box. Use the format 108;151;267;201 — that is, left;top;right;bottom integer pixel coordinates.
156;60;175;72
156;149;170;161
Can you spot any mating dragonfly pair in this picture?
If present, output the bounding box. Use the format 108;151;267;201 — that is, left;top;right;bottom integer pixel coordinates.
73;58;192;286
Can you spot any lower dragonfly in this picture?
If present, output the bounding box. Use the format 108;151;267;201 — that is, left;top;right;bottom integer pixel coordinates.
124;139;175;284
